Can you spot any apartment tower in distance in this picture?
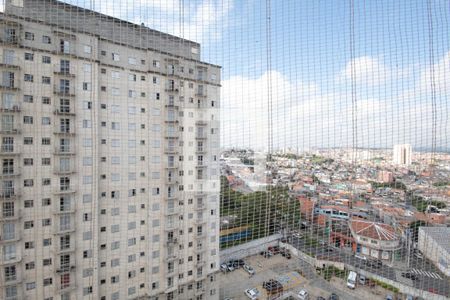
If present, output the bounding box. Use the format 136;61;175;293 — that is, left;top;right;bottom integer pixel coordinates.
393;144;412;166
0;1;221;300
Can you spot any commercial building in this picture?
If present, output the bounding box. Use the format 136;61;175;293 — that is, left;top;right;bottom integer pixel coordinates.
418;227;450;277
0;0;220;299
349;219;401;262
393;144;412;165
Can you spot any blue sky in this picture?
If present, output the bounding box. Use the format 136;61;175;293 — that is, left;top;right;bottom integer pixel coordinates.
61;0;450;151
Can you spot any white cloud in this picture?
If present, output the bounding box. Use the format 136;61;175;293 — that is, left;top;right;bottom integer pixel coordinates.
341;56;390;86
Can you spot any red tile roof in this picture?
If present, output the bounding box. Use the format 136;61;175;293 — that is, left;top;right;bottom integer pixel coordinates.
350;220;398;241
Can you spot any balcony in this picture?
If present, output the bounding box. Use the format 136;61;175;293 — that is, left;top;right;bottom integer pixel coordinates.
165;99;179;108
195;231;207;239
165;223;179;231
53;167;76;175
195;148;207;154
0;208;21;222
195;87;207;97
53;187;76;195
196;260;206;267
57;243;76;254
53;146;76;156
53;85;75;97
195;161;207;168
0;252;22;266
165;118;179;124
0;55;21;69
53;205;76;215
53;65;76;77
194;288;206;296
166;176;178;185
193;247;206;254
166;237;178;245
0;104;21;113
195;203;206;211
0;126;21;135
54;108;76;116
165;131;179;139
0;80;20;92
53;128;76;136
165;162;179;170
0;188;20;200
195;133;207;140
0;168;21;178
164;147;178;154
165;253;177;261
1;272;23;286
165;207;179;216
195;120;208;126
0;145;20;156
55;265;76;274
165;86;179;93
53;223;75;235
56;281;76;292
194;218;207;226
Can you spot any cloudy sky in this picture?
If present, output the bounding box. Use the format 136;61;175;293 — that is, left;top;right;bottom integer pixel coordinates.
60;0;450;151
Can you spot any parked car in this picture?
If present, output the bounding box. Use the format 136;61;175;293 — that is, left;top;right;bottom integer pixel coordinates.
413;249;424;259
260;250;272;258
226;262;235;272
385;294;393;300
293;232;304;238
359;275;366;285
268;246;281;255
262;279;283;294
354;253;367;261
366;259;382;269
220;263;229;272
316;297;326;300
401;272;419;281
243;264;255;275
298;289;309;300
244;288;259;300
280;248;291;259
328;293;339;300
230;259;245;268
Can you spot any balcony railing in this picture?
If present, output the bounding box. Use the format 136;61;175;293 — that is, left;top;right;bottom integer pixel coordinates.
0;126;21;135
0;55;21;69
166;237;178;245
195;133;207;140
0;145;20;156
0;79;20;91
195;120;208;126
54;223;75;235
53;85;75;96
164;147;178;154
53;65;76;77
54;128;76;135
0;104;21;112
53;187;76;195
165;207;179;216
53;146;75;155
54;108;76;116
165;131;179;139
0;188;20;199
53;167;76;175
0;167;21;178
0;208;21;222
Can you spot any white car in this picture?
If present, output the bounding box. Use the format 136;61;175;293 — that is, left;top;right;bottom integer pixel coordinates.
243;264;255;275
298;289;309;300
244;288;259;299
354;253;367;260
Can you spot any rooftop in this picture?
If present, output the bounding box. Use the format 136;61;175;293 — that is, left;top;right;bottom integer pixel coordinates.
350;219;398;241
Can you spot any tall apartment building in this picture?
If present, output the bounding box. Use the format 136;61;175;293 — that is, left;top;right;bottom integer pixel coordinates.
393;144;412;165
0;1;221;299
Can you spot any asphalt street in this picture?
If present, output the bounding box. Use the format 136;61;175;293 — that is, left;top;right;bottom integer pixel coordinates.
289;235;450;298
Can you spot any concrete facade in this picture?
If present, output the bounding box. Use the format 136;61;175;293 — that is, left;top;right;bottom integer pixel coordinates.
0;0;220;299
418;227;450;277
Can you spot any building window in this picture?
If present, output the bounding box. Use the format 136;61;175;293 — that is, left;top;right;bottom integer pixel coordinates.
25;32;34;40
42;35;51;44
42;56;51;64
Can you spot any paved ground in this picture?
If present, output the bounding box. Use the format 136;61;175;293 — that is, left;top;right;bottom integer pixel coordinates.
289;235;450;298
219;253;387;300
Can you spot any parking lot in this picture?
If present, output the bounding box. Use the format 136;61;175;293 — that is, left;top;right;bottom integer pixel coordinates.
219;250;388;300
